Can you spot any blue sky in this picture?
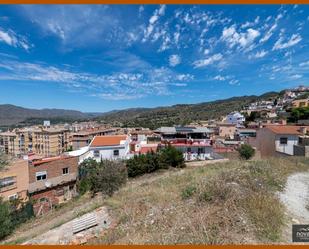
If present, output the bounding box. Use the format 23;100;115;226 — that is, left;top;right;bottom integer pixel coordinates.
0;5;309;112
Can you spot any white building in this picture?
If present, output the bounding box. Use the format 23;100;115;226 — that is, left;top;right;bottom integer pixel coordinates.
256;125;308;157
225;112;245;126
88;135;131;162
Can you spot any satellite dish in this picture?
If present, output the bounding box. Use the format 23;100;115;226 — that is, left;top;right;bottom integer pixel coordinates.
45;181;51;188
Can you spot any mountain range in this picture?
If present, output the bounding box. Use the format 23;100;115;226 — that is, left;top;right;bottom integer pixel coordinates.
0;91;280;130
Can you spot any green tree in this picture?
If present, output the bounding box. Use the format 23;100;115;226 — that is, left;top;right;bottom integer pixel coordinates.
237;144;255;160
159;144;185;168
0;198;13;239
78;159;127;197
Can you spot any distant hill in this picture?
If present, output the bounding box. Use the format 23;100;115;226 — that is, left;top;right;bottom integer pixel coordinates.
96;91;279;129
0;91;280;130
0;104;99;128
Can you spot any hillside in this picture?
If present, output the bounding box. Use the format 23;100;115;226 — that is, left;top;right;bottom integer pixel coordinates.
3;157;309;245
0;104;98;128
96;91;279;129
0;91;279;129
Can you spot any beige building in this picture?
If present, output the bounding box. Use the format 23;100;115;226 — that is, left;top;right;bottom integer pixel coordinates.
0;159;29;202
216;123;237;139
0;132;18;155
0;127;71;157
292;98;309;108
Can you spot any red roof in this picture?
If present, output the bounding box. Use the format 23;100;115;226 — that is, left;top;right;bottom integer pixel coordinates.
90;135;128;147
32;156;74;166
265;125;308;135
140;145;158;154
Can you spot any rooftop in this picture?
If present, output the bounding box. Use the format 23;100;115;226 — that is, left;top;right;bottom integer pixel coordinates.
155;126;212;134
90;135;128;147
31;155;74;166
265;125;309;135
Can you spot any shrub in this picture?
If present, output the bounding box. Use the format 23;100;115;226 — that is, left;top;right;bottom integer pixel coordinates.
159;144;185;168
237;144;255;160
9;199;34;227
78;159;127;197
126;146;185;178
181;185;197;200
89;160;127;196
0;198;13;240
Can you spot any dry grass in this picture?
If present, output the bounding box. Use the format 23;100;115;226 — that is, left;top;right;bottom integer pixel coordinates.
2;193;105;245
4;157;309;245
89;157;309;245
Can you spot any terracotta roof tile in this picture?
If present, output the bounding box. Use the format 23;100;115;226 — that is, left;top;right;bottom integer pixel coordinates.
265;125;308;135
90;135;128;147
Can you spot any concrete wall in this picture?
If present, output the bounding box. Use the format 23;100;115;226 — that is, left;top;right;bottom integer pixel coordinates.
275;134;298;155
294;145;309;157
256;128;276;158
89;144;130;162
218;126;236;138
31;182;77;216
0;159;29;201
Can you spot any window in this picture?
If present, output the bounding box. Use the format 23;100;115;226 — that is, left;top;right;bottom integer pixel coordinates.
36;171;47;181
62;167;69;175
187;147;191;153
8;194;18;201
0;176;16;190
198;147;205;154
279;137;288;145
113;150;119;156
39;197;49;203
94;150;100;157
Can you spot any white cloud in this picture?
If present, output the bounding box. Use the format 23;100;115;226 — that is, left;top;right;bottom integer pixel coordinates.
272;33;302;50
241;16;260;29
250;50;268;59
290;74;302;79
169;54;181;67
0;58;193;100
260;23;277;43
176;74;194;81
0;30;15;46
143;5;166;41
138;5;144;16
193;53;223;68
0;28;31;51
229;79;239;85
299;60;309;67
214;75;226;81
20;5;130;49
204;49;210;55
222;25;260;50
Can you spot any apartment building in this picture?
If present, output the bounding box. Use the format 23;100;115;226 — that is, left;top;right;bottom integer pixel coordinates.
0;159;29;202
0;131;18;155
292;98;309;108
28;156;78;216
0;127;71;157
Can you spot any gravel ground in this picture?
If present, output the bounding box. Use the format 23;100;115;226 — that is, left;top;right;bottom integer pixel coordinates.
279;171;309;243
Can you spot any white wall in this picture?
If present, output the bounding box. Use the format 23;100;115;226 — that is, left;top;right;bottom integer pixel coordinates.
89;140;131;162
275;135;299;155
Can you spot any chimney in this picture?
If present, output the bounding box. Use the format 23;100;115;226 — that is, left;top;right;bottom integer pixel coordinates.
299;127;307;135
